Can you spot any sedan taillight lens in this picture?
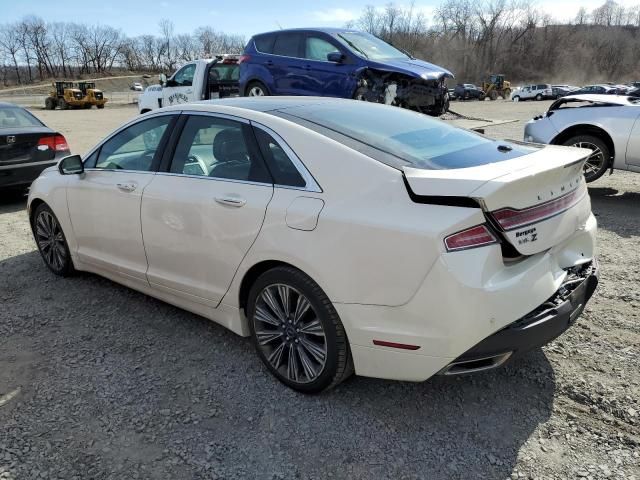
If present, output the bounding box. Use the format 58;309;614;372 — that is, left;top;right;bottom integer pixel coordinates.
38;134;69;152
491;188;583;231
444;224;498;252
238;54;251;64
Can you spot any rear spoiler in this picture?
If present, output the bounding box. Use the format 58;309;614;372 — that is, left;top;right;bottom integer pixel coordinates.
402;174;481;208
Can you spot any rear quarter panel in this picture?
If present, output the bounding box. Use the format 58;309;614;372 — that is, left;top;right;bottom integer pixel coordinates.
222;112;484;307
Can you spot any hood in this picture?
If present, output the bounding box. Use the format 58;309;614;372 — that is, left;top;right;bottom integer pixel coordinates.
367;57;454;81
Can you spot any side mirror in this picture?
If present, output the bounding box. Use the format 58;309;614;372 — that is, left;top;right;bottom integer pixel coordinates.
159;73;167;86
327;52;345;63
58;154;84;175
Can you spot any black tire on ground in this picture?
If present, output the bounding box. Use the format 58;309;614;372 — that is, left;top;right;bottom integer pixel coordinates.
535;93;543;101
59;98;68;110
512;95;520;102
97;104;105;109
84;104;91;109
45;97;56;110
490;90;498;100
478;93;486;101
32;203;75;277
561;134;611;183
247;266;353;393
245;81;269;97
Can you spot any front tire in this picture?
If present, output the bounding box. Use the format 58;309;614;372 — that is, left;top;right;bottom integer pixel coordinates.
245;81;269;97
512;95;520;102
32;203;75;276
562;134;611;183
247;266;353;393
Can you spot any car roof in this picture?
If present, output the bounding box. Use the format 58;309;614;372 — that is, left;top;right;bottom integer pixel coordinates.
0;101;21;108
252;27;366;37
191;96;350;112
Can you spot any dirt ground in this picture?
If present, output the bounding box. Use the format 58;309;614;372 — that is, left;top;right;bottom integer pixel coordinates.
0;101;638;480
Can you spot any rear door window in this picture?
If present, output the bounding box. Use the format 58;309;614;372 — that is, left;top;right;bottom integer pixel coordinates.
273;32;303;58
253;127;306;187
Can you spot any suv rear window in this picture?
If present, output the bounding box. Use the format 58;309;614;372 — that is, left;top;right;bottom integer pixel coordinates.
273;32;302;58
253;34;275;54
274;102;534;170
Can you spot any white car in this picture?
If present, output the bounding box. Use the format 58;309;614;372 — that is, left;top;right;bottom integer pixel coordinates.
131;82;143;91
512;84;553;102
525;94;640;182
27;98;598;393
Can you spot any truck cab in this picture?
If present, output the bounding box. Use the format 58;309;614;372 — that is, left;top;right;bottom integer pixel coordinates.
138;56;239;114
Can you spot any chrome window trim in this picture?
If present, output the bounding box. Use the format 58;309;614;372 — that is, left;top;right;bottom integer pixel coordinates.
155;171;273;188
82;110;181;163
250;121;322;193
84;168;156;175
179;110;251;124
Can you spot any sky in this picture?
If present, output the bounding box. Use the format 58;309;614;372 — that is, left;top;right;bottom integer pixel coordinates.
0;0;637;37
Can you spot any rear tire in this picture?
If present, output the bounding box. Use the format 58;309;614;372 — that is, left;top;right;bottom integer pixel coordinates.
59;98;68;110
45;97;56;110
245;81;269;97
535;93;543;101
32;203;75;277
561;134;611;183
97;104;105;109
247;266;353;393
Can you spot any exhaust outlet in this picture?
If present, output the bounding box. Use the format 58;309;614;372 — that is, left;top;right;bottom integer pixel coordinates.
438;352;512;376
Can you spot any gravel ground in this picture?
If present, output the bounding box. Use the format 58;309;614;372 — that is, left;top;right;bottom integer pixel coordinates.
1;101;639;480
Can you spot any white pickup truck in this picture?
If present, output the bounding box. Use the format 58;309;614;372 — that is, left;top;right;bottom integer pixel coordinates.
138;56;240;114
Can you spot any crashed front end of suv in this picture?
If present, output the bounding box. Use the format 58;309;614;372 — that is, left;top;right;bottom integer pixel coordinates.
353;59;453;116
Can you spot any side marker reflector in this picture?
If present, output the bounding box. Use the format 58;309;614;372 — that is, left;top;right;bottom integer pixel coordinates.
373;340;421;351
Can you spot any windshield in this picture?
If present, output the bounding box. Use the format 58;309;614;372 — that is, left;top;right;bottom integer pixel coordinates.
0;106;43;128
275;102;533;170
335;31;408;60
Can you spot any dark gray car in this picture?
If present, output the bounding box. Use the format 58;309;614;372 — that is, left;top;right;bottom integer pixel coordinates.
0;102;70;190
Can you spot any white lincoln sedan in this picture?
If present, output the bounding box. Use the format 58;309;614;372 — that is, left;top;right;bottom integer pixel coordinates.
28;98;598;393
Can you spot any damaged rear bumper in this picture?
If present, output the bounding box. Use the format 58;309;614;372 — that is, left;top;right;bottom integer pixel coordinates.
439;261;599;375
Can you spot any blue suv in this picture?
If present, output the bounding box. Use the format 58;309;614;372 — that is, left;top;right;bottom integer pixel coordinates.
239;28;454;116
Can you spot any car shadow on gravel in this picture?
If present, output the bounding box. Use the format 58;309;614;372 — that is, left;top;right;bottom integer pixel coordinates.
0;251;556;479
0;189;27;214
588;186;640;238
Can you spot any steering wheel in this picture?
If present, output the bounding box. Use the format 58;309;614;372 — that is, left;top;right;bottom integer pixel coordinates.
187;154;209;175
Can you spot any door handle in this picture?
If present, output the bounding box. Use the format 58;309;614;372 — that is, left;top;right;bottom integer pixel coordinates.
215;195;246;207
116;182;137;192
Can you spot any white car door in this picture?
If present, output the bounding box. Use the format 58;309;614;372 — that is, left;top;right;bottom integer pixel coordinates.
626;113;640;167
162;63;197;108
66;114;176;280
140;113;274;306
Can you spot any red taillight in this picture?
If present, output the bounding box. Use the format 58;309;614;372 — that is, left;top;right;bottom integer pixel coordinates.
491;188;583;231
38;134;69;152
444;224;497;252
238;54;251;64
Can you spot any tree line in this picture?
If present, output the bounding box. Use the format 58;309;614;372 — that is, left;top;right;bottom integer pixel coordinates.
349;0;640;84
0;17;245;86
1;1;640;87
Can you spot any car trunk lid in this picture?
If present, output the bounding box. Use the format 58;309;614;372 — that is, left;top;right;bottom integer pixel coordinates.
403;145;592;255
0;127;60;166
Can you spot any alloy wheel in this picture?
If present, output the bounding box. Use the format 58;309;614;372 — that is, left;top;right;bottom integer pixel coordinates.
35;210;67;271
572;141;606;178
248;86;265;96
253;284;327;384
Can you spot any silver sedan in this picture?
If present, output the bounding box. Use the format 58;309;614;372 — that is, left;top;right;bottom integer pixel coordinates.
524;94;640;182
